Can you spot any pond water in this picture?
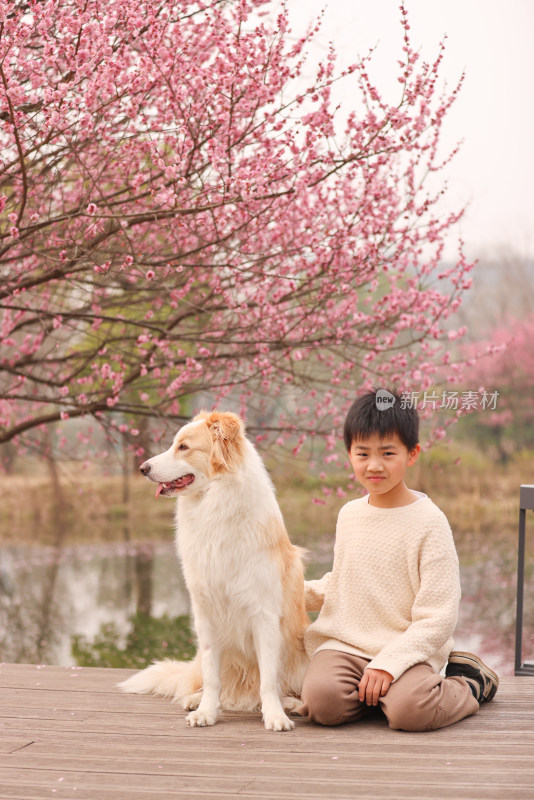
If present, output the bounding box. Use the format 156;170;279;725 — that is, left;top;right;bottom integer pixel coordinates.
0;537;531;676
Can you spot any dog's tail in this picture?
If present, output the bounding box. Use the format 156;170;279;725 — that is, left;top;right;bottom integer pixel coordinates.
118;656;202;705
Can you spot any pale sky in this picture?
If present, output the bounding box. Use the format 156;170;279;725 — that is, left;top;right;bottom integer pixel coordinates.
287;0;534;261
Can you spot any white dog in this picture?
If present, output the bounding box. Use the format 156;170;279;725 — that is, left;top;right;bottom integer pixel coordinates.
119;411;310;731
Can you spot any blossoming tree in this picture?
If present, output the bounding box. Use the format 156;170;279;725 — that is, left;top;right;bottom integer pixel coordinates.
460;314;534;459
0;0;473;460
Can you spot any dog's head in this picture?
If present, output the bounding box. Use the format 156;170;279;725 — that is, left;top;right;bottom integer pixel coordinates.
139;411;246;497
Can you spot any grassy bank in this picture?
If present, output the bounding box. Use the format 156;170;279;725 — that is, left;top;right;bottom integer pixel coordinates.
1;445;531;549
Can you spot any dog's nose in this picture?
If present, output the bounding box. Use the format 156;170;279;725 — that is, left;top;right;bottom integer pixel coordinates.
139;462;151;476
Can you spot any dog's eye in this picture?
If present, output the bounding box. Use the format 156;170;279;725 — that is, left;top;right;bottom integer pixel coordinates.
178;444;189;451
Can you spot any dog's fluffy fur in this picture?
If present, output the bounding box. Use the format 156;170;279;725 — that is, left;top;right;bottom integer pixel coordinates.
118;411;309;731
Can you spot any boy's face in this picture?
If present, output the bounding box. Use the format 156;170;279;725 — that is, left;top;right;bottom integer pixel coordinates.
348;432;420;506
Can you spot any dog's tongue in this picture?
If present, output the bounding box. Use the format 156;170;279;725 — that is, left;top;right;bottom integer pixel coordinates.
155;475;194;497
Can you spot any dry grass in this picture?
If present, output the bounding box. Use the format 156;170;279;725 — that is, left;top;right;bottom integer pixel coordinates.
414;446;532;542
0;471;173;546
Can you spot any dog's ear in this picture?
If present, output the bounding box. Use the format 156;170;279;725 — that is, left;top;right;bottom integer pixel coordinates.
204;412;245;473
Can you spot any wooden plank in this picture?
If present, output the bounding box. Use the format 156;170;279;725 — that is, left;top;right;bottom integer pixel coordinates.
10;731;534;761
2;723;534;765
1;714;534;747
2;766;534;800
0;767;246;794
5;751;534;782
0;689;180;713
0;664;135;692
0;788;533;800
2;711;533;741
1;716;533;749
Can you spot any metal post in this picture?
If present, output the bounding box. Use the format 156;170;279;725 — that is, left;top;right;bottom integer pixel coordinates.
515;485;534;676
515;505;527;674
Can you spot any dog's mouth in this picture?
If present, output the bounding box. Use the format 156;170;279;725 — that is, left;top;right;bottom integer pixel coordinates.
155;475;195;497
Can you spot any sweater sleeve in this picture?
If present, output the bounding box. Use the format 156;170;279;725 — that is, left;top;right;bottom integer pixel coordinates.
366;521;460;681
304;572;332;612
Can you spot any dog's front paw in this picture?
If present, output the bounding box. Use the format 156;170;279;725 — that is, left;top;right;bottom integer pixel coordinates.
186;708;218;727
182;692;202;711
263;712;295;732
282;696;302;714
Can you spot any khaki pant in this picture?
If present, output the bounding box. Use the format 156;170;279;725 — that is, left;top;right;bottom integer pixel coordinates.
299;649;479;731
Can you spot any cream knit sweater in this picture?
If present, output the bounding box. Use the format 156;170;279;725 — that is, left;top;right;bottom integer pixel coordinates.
304;492;460;681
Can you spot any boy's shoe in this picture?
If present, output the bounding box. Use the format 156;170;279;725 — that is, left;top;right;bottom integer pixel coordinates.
445;651;499;703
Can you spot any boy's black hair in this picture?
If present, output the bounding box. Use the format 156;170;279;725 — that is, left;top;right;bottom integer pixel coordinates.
343;388;419;451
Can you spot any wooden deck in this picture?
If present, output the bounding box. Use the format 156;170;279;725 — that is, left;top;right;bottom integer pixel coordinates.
1;663;533;800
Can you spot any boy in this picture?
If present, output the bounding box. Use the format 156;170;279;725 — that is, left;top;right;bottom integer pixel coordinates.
299;388;498;731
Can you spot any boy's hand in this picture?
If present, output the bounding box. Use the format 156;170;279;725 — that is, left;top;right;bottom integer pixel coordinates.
359;668;393;706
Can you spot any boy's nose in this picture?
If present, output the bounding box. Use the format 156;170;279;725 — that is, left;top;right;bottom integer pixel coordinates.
367;461;384;472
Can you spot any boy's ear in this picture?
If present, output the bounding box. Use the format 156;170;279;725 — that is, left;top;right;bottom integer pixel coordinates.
407;443;421;466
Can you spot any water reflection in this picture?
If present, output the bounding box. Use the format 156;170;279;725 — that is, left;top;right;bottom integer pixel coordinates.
0;539;531;675
0;543;189;666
